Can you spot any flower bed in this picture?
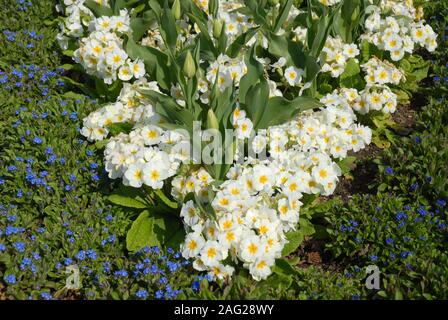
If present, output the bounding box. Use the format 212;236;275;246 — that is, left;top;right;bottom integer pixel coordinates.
56;0;439;281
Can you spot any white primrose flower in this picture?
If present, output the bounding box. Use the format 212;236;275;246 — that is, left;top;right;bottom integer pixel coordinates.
284;66;304;86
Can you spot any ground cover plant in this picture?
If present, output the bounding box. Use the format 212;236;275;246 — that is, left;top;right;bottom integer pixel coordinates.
0;0;447;300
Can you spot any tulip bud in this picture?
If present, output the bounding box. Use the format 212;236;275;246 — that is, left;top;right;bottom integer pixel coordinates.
213;19;223;39
183;51;196;78
351;7;360;22
172;0;181;20
207;108;220;130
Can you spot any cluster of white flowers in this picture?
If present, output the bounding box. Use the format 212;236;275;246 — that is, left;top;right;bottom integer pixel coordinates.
321;37;360;78
73;12;145;84
206;54;247;92
56;0;109;49
81;80;161;141
215;1;255;43
361;57;405;86
363;6;437;61
375;0;424;20
325;86;398;115
62;0;438;281
177;95;372;280
103;127;190;188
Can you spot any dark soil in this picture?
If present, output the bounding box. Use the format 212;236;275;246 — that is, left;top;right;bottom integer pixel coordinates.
292;236;366;272
333;144;382;202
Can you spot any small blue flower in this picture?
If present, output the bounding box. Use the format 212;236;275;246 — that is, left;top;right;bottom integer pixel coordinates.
191;280;200;291
40;292;52;300
87;249;97;260
385;167;394;175
136;289;148;299
76;250;86;261
436;199;446;207
155;290;164;299
5;274;17;284
114;269;128;277
32;136;43;144
14;241;26;253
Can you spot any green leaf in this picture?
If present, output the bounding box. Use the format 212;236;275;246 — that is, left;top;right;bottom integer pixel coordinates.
282;218;315;256
273;258;297;276
239;45;264;104
244;79;270;128
126;210;157;252
282;229;304;256
154;189;179;209
337;156;357;174
106;122;133;136
114;0;141;13
308;9;332;58
273;0;293;33
244;0;268;26
141;89;195;129
161;6;178;49
226;27;259;58
339;58;364;89
256;95;322;129
126;37;172;90
267;32;304;68
84;0;113;17
109;194;147;209
152;214;185;250
130;11;155;41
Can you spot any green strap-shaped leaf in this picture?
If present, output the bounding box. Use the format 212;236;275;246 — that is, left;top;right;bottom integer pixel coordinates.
244;79;270;128
154;189;179;209
161;5;178;50
130;11;156;41
114;0;141;13
109;194;147;209
256;95;322;129
126;211;157;252
126;37;172;90
239;45;264;104
273;0;293;33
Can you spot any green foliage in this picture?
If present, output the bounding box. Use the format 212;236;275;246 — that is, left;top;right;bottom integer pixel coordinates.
0;1;201;300
378;99;448;201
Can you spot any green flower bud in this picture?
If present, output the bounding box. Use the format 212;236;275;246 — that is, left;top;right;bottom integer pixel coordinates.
213;20;223;39
172;0;181;20
207;108;220;130
183;51;196;78
351;7;360;22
